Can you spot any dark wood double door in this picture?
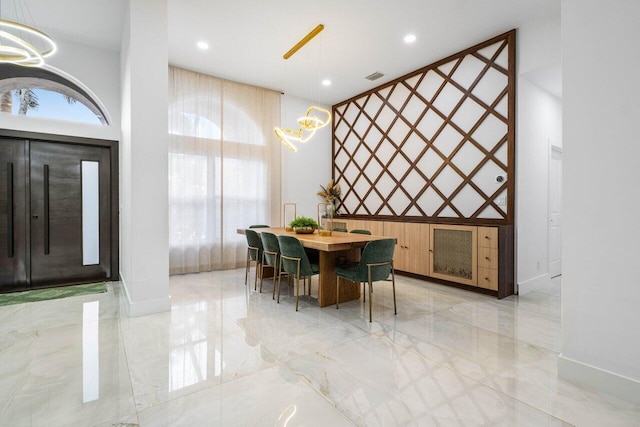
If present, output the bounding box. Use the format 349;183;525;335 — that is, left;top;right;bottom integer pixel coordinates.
1;138;113;292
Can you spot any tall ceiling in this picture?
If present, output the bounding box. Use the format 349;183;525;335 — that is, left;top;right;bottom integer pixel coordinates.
7;0;559;105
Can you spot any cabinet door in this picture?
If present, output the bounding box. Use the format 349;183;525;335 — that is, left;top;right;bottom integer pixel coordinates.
429;224;477;286
383;221;407;271
404;222;430;276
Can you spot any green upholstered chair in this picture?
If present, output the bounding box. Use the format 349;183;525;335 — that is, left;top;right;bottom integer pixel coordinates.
332;227;348;232
349;229;371;235
334;238;396;322
249;224;270;228
260;231;289;298
244;229;264;290
277;235;319;311
349;228;373;297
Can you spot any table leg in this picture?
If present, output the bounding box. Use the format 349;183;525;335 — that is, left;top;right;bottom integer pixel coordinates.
317;249;361;307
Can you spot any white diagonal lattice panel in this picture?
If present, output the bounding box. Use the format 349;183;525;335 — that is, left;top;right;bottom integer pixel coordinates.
352;113;372;139
452;97;486;133
332;32;514;221
473;66;508;107
416;148;444;179
452;142;486;176
416;109;445;140
472;113;507;152
388;84;412;111
432;165;463;198
452;55;487;90
451;184;486;218
416;70;445;101
432;83;465;116
417;187;445;216
402;95;428;125
432;124;464;157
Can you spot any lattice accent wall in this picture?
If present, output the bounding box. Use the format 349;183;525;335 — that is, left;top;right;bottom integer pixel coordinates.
332;31;515;224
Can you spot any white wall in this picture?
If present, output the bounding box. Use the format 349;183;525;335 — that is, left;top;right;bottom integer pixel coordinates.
560;0;640;404
0;38;120;141
281;94;333;222
515;16;563;293
119;0;170;317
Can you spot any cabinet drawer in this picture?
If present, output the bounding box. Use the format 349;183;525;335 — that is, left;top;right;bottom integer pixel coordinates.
478;247;498;269
477;267;498;291
478;227;498;248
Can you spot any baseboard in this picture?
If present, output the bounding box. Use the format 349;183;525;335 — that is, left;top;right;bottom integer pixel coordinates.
558;354;640;406
517;273;551;295
120;276;171;317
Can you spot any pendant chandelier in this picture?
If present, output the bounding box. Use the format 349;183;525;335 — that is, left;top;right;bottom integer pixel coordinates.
0;1;56;67
274;24;331;152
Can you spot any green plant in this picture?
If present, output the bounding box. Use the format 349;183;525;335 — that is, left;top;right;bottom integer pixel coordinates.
289;216;319;229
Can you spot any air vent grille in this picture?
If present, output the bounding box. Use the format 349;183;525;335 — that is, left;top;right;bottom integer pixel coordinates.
365;71;384;81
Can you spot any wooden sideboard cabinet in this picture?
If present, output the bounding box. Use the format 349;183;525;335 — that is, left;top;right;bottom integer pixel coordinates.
336;217;514;298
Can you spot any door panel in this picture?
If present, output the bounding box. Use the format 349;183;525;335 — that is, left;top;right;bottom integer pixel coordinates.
404;222;430;276
549;146;562;278
0;139;28;290
29;142;111;287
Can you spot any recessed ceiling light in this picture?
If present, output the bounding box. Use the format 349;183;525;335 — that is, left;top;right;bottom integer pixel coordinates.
322;79;331;86
404;34;417;44
197;41;209;50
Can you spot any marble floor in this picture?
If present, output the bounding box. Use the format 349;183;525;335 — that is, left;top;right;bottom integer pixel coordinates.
1;270;639;426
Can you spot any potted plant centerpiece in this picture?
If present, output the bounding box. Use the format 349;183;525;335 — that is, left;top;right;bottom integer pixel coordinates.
289;216;319;234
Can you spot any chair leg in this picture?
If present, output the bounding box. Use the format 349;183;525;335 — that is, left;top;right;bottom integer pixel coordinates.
391;266;397;315
362;282;365;303
307;277;310;303
368;277;373;322
272;255;278;300
276;257;283;303
254;261;261;291
295;260;301;311
245;250;251;286
336;277;340;309
259;253;266;293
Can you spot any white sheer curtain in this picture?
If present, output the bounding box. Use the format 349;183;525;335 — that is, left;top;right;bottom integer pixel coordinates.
168;66;281;274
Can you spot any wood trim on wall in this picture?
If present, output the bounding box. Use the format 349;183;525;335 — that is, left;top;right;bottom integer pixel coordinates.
332;30;516;226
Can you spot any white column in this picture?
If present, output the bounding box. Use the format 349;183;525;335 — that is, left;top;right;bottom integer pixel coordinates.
119;0;170;316
560;0;640;404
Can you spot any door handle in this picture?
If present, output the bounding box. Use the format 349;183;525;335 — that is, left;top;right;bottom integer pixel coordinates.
44;165;50;255
32;215;39;220
7;162;14;258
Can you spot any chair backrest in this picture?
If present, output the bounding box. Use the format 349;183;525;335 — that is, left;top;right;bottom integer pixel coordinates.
350;229;371;235
333;227;348;232
277;235;314;277
260;231;280;267
245;229;263;261
356;238;396;282
249;224;270;228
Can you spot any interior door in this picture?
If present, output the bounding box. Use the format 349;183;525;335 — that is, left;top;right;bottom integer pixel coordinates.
29;141;111;287
0;139;28;291
549;144;562;278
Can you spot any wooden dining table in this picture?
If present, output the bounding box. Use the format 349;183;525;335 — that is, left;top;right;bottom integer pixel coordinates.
238;227;389;307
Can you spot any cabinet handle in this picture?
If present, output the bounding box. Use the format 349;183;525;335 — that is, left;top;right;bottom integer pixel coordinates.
6;162;14;258
44;164;50;255
484;236;490;239
485;257;490;260
485;277;489;281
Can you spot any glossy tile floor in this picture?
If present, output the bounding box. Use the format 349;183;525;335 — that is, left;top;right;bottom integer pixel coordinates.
2;270;640;426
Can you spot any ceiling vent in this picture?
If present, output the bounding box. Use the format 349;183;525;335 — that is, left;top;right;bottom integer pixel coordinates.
365;71;384;81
